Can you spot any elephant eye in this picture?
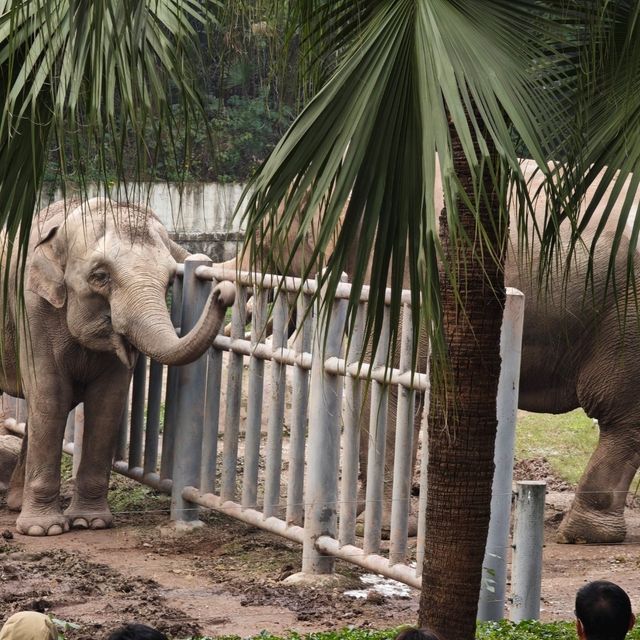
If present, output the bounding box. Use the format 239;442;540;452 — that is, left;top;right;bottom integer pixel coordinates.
89;270;110;287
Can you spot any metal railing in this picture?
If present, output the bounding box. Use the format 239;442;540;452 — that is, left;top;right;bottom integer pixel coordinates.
2;256;539;618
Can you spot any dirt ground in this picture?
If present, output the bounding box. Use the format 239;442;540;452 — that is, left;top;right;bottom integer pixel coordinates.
2;459;640;639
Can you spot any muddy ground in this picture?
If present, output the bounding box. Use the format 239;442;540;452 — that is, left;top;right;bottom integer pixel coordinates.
1;458;640;639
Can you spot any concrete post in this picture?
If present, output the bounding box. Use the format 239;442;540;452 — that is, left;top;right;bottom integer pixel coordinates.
144;359;164;476
478;288;525;620
510;480;546;622
301;275;347;575
170;254;212;525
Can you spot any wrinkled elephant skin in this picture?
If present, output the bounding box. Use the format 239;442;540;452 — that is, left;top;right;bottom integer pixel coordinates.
1;198;234;536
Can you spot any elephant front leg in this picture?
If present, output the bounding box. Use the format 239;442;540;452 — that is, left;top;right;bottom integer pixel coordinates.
16;405;72;536
64;370;131;530
558;429;640;543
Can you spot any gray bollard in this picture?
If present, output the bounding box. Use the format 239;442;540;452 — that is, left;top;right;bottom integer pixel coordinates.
170;254;213;524
478;288;525;620
510;480;546;622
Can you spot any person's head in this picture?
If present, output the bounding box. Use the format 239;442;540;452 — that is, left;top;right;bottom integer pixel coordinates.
394;627;442;640
0;612;57;640
576;581;635;640
106;624;167;640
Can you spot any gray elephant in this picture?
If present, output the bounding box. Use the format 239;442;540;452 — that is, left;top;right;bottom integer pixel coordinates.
1;197;235;536
221;160;640;543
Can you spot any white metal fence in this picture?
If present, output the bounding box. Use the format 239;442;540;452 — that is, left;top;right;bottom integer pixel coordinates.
3;256;542;619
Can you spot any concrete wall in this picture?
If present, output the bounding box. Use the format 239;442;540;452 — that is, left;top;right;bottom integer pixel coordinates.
51;182;248;261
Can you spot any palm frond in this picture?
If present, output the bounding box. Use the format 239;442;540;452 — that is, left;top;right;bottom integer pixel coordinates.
241;0;584;361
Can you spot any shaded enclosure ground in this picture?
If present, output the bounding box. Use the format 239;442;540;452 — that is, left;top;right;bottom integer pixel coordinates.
2;459;640;639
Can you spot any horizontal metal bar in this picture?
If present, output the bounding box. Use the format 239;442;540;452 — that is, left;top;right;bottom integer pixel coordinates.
4;419;172;494
181;486;305;544
212;335;313;369
197;265;415;306
324;357;429;391
315;536;421;589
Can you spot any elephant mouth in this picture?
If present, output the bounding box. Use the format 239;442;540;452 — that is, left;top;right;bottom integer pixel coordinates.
110;333;138;370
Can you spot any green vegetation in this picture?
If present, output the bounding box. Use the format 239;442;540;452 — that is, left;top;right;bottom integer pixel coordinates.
515;410;598;485
183;621;640;640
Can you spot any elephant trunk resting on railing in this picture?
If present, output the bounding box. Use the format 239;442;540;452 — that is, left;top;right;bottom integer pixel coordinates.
1;197;235;536
218;158;640;544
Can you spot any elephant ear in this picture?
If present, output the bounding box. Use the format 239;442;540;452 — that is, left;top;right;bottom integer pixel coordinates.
26;224;66;308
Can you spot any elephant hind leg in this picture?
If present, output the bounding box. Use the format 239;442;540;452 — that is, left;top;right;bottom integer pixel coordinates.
6;425;27;511
558;427;640;544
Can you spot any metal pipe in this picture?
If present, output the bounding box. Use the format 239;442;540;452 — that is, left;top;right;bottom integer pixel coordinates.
160;274;184;480
263;292;288;518
64;407;76;445
144;360;164;476
199;265;415;306
479;288;525;620
221;284;247;502
286;293;312;526
339;303;365;546
389;304;416;564
241;287;267;509
363;308;391;555
302;274;347;575
201;329;223;494
170;255;212;523
182;486;305;544
510;481;546;622
129;354;147;469
315;536;421;590
324;358;428;391
116;388;130;462
212;335;312;368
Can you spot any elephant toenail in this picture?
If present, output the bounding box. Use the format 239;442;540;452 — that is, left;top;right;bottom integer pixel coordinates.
27;525;46;536
47;525;63;536
72;518;89;530
90;518;107;529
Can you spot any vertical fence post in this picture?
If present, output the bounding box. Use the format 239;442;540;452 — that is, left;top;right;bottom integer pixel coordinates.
478;288;525;620
389;303;416;565
144;360;164;476
263;292;288;518
160;274;184;480
301;275;347;575
116;390;130;462
339;303;365;546
510;481;546;622
170;254;212;525
221;284;247;502
363;308;391;555
128;354;147;471
286;293;312;526
241;287;267;509
200;311;224;495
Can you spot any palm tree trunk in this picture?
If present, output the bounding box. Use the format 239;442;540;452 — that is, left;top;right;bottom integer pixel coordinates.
419;120;507;640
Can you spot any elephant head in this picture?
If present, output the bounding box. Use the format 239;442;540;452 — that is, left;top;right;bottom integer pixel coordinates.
26;198;234;368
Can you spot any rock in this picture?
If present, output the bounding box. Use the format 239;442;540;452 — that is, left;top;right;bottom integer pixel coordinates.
0;434;21;491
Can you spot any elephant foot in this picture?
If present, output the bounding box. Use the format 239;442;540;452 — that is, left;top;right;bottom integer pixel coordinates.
64;503;113;530
16;512;69;536
557;504;626;544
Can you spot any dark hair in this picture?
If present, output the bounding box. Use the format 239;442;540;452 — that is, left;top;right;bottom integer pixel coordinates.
106;624;168;640
394;627;442;640
576;581;633;640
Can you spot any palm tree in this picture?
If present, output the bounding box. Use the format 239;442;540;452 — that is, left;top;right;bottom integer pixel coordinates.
239;2;639;639
0;0;220;259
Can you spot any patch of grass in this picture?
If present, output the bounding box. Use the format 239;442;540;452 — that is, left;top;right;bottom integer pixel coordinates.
515;409;598;485
108;475;170;514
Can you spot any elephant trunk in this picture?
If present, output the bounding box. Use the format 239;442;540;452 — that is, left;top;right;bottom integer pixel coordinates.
112;280;235;367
